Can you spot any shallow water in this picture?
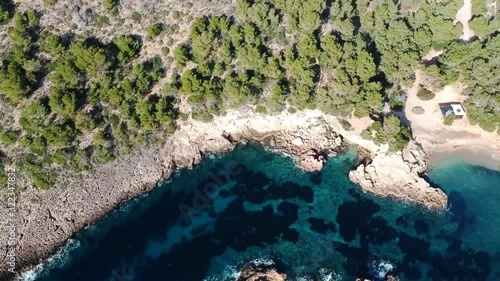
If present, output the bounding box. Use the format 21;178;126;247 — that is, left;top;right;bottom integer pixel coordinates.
22;145;500;281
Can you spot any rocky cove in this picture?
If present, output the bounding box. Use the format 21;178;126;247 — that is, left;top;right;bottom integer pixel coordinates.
0;110;448;280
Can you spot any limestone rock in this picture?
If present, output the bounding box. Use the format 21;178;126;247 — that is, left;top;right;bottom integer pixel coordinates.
165;132;234;169
291;137;304;146
246;120;344;172
72;7;94;27
349;140;448;211
238;262;287;281
299;150;326;172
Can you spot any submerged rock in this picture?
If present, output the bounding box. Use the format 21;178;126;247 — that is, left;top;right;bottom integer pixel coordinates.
349;140;448;211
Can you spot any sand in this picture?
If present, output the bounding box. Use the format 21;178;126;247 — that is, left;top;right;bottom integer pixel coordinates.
348;114;374;134
428;145;500;171
455;0;475;41
422;49;444;61
404;71;500;171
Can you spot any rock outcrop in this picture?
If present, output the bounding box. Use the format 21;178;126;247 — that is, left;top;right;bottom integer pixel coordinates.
238;261;287;281
71;7;94;27
349;140;448;211
241;122;343;172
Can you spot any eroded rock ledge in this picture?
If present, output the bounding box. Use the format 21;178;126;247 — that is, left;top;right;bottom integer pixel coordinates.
349;140;448;211
233;125;344;172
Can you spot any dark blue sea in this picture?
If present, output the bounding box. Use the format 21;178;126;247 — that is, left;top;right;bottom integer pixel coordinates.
21;145;500;281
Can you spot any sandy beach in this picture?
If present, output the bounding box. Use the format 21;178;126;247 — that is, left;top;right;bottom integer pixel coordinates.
427;145;500;171
404;71;500;171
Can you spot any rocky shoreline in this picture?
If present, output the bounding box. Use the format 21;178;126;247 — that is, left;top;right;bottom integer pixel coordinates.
236;259;399;281
0;110;447;280
349;140;448;211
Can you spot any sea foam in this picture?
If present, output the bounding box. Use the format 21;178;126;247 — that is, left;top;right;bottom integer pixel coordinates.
17;239;81;281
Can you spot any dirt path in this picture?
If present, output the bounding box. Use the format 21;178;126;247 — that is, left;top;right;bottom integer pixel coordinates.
455;0;475;41
422;49;444;61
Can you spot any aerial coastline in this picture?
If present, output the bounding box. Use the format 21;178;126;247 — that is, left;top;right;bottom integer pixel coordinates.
2;106;498;279
0;0;499;279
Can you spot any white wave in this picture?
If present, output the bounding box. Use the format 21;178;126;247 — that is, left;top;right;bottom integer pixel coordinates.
202;258;345;281
202;257;274;281
16;239;81;281
247;257;275;267
118;192;151;213
369;260;395;279
318;268;343;281
203;264;242;281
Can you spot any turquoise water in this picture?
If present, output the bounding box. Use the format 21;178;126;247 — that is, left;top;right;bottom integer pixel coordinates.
20;145;500;281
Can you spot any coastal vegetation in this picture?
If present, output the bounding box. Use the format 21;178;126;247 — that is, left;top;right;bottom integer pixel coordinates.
443;115;455;126
417;88;435;101
0;0;498;188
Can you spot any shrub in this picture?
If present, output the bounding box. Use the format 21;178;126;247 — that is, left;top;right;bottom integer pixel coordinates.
31;137;47;155
43;0;58;6
360;128;372;140
192;110;214;122
372;116;410;152
255;105;267;113
132;12;142;23
0;130;17;146
339;119;353;131
417;87;435;101
163;24;179;35
179;112;189;121
41;32;65;57
147;23;163;39
389;97;405;110
174;44;190;68
20;161;54;190
161;46;170;55
48;150;68;165
112;35;141;62
443;115;454;126
0;0;12;25
103;0;119;11
94;15;110;28
173;11;183;19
